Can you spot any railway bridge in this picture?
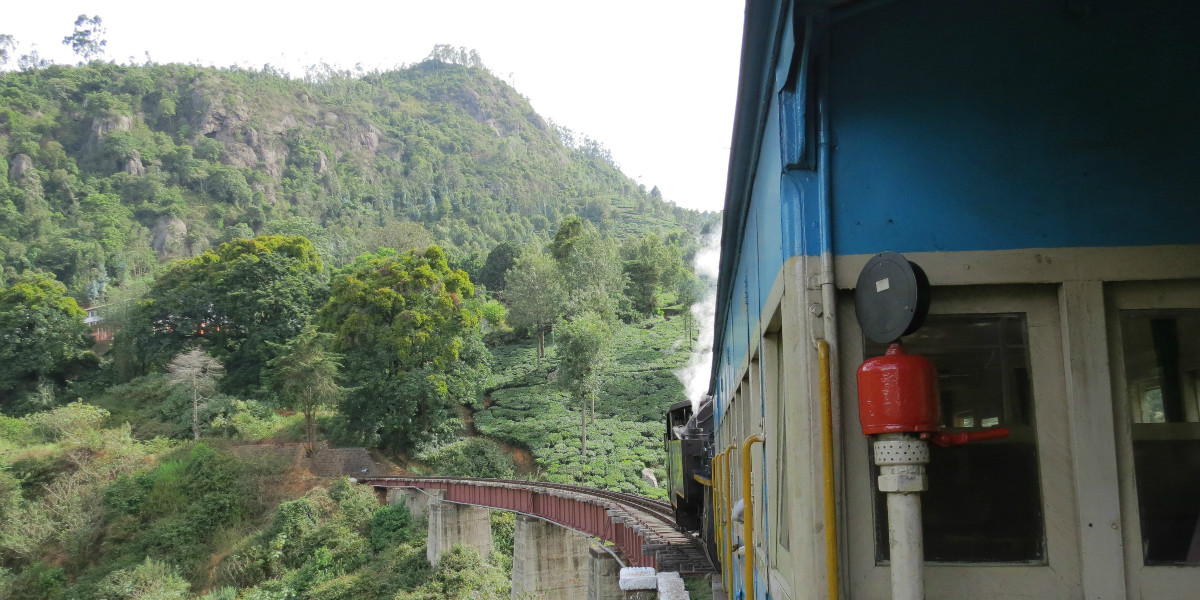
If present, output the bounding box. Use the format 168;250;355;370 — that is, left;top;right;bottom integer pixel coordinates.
360;477;714;599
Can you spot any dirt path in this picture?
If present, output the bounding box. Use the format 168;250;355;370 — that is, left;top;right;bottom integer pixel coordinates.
456;403;479;436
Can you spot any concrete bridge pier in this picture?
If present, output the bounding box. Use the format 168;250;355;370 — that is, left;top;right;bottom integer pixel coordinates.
387;486;432;518
511;514;592;600
587;544;624;600
425;488;493;566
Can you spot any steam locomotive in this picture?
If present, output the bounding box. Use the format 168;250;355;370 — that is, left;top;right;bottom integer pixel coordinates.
665;399;711;533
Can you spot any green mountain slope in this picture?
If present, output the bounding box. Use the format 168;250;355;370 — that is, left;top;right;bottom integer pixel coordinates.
0;58;706;302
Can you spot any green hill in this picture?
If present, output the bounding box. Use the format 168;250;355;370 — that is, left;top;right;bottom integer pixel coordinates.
0;57;708;303
0;54;716;599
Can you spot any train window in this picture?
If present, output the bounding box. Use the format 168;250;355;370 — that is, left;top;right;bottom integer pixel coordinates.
865;314;1046;563
763;331;790;556
1118;309;1200;565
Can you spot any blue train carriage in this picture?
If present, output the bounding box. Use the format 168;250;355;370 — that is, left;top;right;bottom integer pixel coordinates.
707;1;1200;599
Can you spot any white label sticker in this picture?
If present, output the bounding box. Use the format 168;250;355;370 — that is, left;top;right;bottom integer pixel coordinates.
876;278;891;293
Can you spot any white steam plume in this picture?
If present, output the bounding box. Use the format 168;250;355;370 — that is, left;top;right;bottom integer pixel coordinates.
676;224;722;411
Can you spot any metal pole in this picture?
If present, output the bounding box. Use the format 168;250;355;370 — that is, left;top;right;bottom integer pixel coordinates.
741;433;766;600
873;434;929;600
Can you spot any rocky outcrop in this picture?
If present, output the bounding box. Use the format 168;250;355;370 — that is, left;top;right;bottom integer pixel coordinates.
123;150;145;176
189;82;258;170
150;216;188;261
82;115;132;154
354;122;381;154
191;84;249;139
641;467;659;488
7;154;36;184
186;78;296;184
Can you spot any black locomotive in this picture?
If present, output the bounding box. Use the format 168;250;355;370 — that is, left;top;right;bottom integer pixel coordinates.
665;398;713;537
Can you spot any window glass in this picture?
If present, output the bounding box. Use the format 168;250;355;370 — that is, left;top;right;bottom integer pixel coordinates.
1119;310;1200;565
866;314;1045;563
769;335;790;553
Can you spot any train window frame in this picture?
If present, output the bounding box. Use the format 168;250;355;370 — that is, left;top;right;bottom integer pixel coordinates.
863;312;1045;564
1106;280;1200;599
763;330;792;561
839;285;1082;599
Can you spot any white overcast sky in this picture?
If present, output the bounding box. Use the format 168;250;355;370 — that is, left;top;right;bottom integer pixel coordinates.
4;1;744;213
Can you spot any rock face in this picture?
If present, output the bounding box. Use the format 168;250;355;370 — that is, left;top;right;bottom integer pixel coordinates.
82;115;133;154
7;154;35;184
357;124;380;154
187;76;291;182
150;216;188;261
124;150;146;176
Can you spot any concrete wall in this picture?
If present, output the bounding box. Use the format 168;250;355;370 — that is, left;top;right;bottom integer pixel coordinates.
586;545;623;600
425;489;493;567
511;515;591;600
387;487;432;519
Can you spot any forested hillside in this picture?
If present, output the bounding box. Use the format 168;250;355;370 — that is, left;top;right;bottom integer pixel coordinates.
0;45;718;598
0;50;707;304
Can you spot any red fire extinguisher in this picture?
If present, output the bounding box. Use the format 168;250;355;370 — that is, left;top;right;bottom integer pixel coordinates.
853;253;1009;600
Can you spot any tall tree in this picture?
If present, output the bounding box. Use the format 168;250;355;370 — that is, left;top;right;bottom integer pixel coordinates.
0;272;97;414
120;235;326;393
561;230;626;322
478;242;521;293
166;349;224;440
556;312;611;455
318;246;488;452
549;216;586;265
61;15;106;62
675;272;705;351
503;246;564;364
0;35;15;70
266;325;343;455
622;234;676;317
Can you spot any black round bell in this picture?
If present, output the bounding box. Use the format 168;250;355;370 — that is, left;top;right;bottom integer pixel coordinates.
854;252;931;344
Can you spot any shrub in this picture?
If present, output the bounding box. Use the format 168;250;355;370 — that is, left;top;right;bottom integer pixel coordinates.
289;545;339;592
102;472;152;516
181;443;247;525
0;413;32;444
420;437;514;479
328;477;378;532
394;545;508;600
222;399;285;441
295;521;371;577
264;496;321;567
94;557;189;600
0;561;65;600
24;402;109;442
368;504;415;552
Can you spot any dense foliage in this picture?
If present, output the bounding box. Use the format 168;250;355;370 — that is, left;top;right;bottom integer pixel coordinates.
0;403;515;599
118;235;326;394
0;272;97;414
0;58;707;305
318;246;488;452
0;44;717;597
417;437;514;479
